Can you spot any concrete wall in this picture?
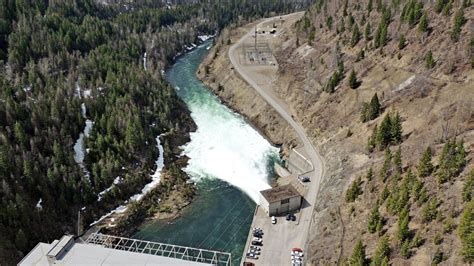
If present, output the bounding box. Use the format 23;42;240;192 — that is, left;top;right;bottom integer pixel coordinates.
259;194;271;214
263;196;301;216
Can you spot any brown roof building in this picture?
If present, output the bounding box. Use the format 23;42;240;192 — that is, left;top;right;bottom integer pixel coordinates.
259;184;301;216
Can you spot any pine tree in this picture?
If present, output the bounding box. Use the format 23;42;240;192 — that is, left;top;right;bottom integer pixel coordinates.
370;235;391;266
400;239;411;258
367;125;377;152
368;205;382;233
351;24;361;47
366;167;374;181
462;170;474;202
417;147;433;177
349;69;360;89
346;176;363;202
365;22;372;41
418;11;429;33
393;147;402;174
435;0;448;13
380;148;392;181
367;0;373;14
438;139;466;183
458;200;474;262
425;50;435;69
451;8;466;42
15;229;27;251
390;112;402;144
350;239;367;266
398;34;406;50
422;198;438;222
369;93;381;119
376;114;392;149
397;212;410;243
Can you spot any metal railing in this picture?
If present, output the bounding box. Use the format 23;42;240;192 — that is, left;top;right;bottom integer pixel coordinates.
86;233;232;266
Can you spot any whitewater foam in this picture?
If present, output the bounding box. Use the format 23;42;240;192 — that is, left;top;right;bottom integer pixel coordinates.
169;47;279;203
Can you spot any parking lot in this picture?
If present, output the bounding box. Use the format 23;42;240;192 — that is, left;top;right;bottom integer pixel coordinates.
241;202;309;266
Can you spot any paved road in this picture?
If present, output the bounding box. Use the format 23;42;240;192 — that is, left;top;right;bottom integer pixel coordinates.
229;12;325;265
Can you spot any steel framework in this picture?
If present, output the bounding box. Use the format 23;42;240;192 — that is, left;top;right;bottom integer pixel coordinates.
85;233;232;266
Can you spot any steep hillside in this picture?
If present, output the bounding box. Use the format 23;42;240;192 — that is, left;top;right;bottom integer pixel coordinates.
199;0;473;264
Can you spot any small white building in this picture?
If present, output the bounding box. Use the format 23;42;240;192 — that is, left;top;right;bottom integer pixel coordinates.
259;184;301;216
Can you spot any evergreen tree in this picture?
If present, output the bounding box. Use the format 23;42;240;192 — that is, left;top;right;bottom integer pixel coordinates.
400;239;411;258
351;24;361;47
451;8;466;42
349;69;360;89
15;229;27;251
393;147;402;174
365;22;372;41
398;34;406;50
417;147;433;177
397;212;410;243
418;11;429;33
376;114;392;149
370;235;391;266
367;0;373;14
390;112;402;144
425;50;435;69
422;198;438;222
462;170;474;202
350;239;367;266
369;93;381;119
458;200;474;262
435;0;448;13
438;139;466;183
346;176;363;202
368;205;382;233
366;167;374;181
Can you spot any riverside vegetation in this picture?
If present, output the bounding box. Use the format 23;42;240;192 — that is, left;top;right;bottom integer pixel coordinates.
0;0;312;263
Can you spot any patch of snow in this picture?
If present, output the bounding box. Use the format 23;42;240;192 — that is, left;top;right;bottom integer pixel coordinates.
35;198;42;210
197;34;214;42
394;75;416;92
143;52;147;71
129;135;164;202
83;89;92;98
75;82;81;98
23;85;32;92
81;103;87;118
97;176;122;201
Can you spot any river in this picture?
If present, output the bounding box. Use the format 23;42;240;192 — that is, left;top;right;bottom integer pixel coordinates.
133;41;279;263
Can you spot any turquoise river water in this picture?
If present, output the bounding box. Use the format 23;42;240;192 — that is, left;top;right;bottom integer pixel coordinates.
134;41;279;263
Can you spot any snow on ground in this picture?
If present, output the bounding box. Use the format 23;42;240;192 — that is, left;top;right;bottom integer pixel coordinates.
394;75;416;92
89;135;165;227
198;34;214;42
35;198;42;210
97;176;122;202
129;135;165;202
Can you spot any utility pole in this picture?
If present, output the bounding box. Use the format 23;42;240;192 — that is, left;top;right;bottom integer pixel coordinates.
254;25;257;50
77;210;81;236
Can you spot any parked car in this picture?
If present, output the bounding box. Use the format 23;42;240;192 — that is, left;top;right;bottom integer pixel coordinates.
286;214;296;221
243;262;255;266
252;237;262;243
271;216;276;224
249;249;260;255
250;246;261;251
300;176;310;182
253;232;263;238
252;241;263;246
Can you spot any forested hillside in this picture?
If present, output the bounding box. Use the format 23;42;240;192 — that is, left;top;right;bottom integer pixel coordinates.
290;0;473;264
0;0;311;263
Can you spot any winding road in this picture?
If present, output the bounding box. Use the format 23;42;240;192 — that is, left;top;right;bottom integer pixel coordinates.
229;12;325;265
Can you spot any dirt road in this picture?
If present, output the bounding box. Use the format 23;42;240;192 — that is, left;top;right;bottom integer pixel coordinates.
229;12;325;265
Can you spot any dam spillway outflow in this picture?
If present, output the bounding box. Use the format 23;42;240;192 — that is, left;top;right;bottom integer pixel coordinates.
134;41;279;263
